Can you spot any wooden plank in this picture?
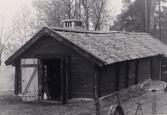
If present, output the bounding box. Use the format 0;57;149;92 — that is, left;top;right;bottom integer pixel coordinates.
119;63;126;89
71;92;93;98
159;57;162;80
61;58;68;104
137;58;151;83
18;60;22;94
135;60;139;84
115;63;120;91
94;65;100;115
21;64;38;68
38;60;43;100
68;57;72;99
129;61;136;86
98;68;101;97
125;62;129;88
100;65;115;96
150;58;153;80
15;61;20;95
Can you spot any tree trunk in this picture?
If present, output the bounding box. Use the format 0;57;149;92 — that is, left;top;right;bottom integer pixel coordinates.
0;50;2;66
85;9;89;30
149;0;156;33
82;0;89;30
68;0;72;19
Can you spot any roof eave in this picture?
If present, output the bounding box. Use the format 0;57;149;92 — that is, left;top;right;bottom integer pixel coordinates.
46;27;105;67
5;27;105;67
5;27;48;65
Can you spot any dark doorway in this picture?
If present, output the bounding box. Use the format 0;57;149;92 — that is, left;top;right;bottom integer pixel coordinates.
42;58;62;101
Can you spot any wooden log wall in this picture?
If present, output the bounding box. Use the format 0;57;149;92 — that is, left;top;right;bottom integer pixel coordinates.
129;61;136;87
151;57;161;80
100;58;152;97
71;56;94;98
161;57;167;82
100;65;116;96
119;63;126;89
138;58;151;82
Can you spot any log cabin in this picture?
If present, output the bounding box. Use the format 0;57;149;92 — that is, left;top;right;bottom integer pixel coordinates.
5;20;167;104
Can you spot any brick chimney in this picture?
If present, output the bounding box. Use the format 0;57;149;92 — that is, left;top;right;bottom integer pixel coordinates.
62;19;84;29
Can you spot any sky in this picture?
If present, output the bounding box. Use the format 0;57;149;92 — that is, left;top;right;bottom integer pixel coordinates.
107;0;123;14
0;0;122;24
0;0;34;24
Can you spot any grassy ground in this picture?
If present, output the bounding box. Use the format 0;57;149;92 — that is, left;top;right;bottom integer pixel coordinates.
0;94;96;115
100;85;146;114
0;86;146;115
0;65;14;93
0;81;167;115
1;66;167;115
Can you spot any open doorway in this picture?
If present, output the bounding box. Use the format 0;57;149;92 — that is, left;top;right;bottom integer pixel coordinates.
42;58;62;101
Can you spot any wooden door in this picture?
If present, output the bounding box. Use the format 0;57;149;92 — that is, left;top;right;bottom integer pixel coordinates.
21;58;39;102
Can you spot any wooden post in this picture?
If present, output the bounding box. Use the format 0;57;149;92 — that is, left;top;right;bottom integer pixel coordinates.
150;58;153;80
94;65;100;115
38;59;43;100
125;62;129;88
14;61;19;95
16;60;22;94
115;63;120;91
135;60;139;85
68;57;72;99
61;58;68;104
159;57;162;80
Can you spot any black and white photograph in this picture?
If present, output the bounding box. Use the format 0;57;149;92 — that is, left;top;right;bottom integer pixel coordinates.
0;0;167;114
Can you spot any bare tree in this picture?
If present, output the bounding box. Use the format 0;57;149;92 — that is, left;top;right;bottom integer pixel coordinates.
74;0;82;20
81;0;111;30
90;0;109;30
33;0;112;30
81;0;96;30
5;6;42;60
34;0;77;27
0;24;14;65
12;7;41;46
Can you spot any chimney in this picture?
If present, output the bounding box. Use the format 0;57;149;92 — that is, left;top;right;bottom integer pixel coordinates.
62;19;84;29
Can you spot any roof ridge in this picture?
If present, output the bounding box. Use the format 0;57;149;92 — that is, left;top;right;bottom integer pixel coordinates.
47;26;148;35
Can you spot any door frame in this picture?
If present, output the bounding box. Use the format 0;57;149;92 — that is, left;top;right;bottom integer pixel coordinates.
38;56;71;104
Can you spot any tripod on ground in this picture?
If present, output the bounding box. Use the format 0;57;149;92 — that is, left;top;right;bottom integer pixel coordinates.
135;102;144;115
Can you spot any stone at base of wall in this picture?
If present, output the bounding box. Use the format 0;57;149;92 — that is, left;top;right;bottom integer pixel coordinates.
68;98;94;102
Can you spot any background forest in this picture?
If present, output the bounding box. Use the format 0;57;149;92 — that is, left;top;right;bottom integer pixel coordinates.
0;0;167;66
